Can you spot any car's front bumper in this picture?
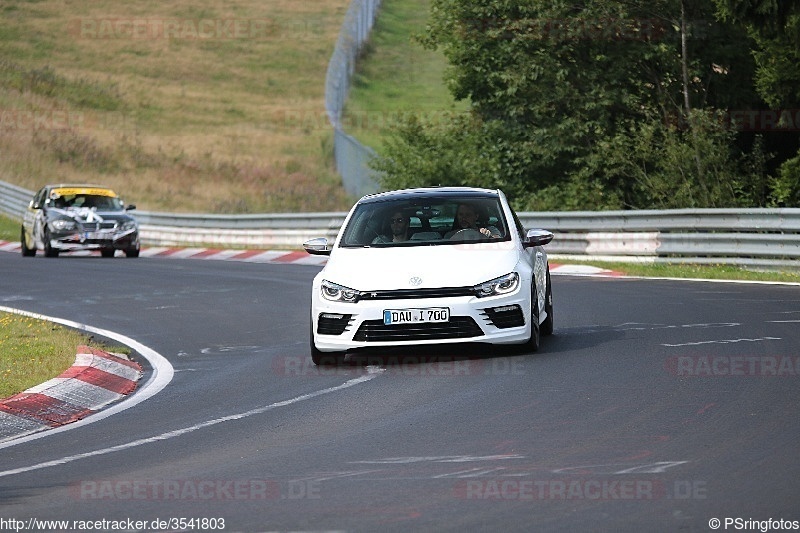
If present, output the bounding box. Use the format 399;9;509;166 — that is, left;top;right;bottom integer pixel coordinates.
49;228;139;251
311;290;533;352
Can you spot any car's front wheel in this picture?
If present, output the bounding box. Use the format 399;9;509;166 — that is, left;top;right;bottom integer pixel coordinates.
43;229;59;258
524;279;541;352
125;246;140;258
20;226;36;257
101;248;116;258
541;266;554;336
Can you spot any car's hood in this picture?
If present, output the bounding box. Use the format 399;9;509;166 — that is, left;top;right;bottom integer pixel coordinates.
323;244;522;291
50;208;135;223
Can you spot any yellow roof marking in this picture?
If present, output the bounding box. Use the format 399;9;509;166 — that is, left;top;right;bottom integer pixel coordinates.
51;187;117;197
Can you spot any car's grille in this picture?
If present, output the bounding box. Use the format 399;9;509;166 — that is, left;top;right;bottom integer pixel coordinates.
80;221;117;231
353;316;483;342
317;313;354;336
480;305;525;329
359;287;474;300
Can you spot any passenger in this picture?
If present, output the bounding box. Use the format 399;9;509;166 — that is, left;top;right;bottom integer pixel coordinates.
372;210;411;243
445;203;501;239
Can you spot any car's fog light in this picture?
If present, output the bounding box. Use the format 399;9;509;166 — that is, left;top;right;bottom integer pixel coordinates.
481;304;524;329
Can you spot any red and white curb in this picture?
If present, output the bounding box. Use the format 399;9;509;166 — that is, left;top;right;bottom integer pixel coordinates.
0;346;142;443
0;240;627;274
0;240;327;265
138;247;328;265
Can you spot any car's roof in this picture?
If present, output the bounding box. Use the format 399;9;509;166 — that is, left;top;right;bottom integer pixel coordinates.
358;187;501;204
45;183;112;190
44;184;118;196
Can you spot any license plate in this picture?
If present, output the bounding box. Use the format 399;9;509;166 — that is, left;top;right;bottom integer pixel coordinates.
84;231;111;239
383;307;449;325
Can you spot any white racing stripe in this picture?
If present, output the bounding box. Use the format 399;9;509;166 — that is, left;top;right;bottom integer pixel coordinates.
0;369;383;478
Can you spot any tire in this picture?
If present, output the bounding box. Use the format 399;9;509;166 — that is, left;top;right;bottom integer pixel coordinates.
524;278;541;353
310;319;343;366
541;266;554;336
20;226;36;257
43;229;59;258
101;248;116;258
125;247;140;258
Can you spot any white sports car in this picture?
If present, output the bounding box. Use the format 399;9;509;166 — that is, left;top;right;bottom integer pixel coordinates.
303;187;554;365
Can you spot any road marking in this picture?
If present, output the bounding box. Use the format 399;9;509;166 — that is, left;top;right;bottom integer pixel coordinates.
563;323;740;336
351;454;525;464
0;306;173;450
292;470;383;483
0;369;383;478
661;337;781;347
616;322;739;331
552;461;690;475
433;467;508;478
768;320;800;323
329;459;691;479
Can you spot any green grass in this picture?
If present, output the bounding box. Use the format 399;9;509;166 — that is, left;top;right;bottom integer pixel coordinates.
342;0;466;150
0;0;354;213
556;259;800;283
0;213;17;241
0;311;130;399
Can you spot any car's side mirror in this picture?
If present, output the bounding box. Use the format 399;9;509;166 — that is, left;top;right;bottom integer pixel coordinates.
523;229;554;248
125;204;136;211
29;200;41;210
303;237;332;256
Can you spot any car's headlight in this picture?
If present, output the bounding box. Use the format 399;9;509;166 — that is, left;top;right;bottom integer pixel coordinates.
473;272;520;298
321;280;361;303
120;221;137;231
49;219;76;231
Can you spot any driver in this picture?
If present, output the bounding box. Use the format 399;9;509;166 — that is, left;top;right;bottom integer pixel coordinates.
445;203;501;239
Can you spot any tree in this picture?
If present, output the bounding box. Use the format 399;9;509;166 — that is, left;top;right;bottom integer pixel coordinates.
373;0;791;209
713;0;800;107
714;0;800;206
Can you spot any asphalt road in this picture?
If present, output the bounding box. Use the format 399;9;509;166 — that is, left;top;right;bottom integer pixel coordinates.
1;251;799;532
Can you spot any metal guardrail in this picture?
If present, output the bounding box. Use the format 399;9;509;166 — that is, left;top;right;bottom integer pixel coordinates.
325;0;382;197
0;180;34;222
519;209;800;232
2;180;799;268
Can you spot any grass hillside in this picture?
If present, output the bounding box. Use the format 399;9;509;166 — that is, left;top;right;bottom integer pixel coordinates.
0;0;353;212
342;0;466;150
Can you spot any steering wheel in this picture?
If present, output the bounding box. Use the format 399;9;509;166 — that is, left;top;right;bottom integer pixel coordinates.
449;228;484;241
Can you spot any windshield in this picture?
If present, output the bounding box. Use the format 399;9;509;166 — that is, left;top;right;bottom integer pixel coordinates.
339;196;510;247
49;193;124;211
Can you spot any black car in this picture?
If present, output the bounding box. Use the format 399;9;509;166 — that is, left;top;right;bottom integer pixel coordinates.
21;184;140;258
